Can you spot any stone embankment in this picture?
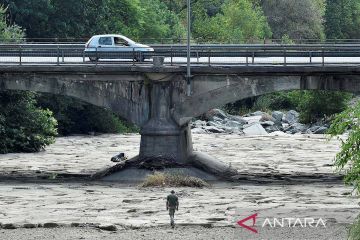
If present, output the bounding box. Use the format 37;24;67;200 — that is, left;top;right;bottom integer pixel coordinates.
192;109;329;135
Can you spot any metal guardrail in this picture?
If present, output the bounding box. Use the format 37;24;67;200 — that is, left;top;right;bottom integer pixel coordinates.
0;44;360;66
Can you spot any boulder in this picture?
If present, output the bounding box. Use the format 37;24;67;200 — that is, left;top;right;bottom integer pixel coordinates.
251;111;266;116
314;126;328;134
260;113;275;122
272;111;284;123
227;115;247;125
283;110;300;124
205;109;227;121
225;120;244;129
265;125;280;133
204;126;224;133
285;123;307;134
243;116;262;124
243;123;268;136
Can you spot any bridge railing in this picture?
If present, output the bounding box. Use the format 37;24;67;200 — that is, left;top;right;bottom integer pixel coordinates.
0;44;360;65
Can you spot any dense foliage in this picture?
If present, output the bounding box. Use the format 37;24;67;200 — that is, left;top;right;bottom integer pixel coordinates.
227;91;352;123
325;0;360;39
0;0;185;41
0;91;57;153
328;102;360;194
261;0;326;40
37;95;138;135
0;7;57;153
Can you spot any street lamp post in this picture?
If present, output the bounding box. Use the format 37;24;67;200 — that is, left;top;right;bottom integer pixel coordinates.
186;0;191;96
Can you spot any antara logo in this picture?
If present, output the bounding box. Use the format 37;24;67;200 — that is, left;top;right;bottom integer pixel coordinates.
237;213;258;233
235;213;327;234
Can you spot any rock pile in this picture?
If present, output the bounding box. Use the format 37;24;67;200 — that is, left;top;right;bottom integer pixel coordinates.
191;109;330;135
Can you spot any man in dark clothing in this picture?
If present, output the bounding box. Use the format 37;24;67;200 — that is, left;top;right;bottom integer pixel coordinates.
166;190;179;228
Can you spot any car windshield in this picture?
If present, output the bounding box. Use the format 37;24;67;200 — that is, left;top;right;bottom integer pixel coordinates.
120;36;135;45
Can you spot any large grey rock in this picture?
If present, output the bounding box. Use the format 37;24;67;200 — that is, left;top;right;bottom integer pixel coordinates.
251;111;266;116
225;120;244;129
243;123;268;136
243;116;262;124
227;115;247;125
205;109;227;121
284;110;300;124
265;125;280;133
204;126;224;133
314;126;328;134
272;111;284;123
285;123;307;134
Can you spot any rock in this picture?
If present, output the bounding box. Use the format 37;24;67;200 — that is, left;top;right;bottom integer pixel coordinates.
243;123;268;136
260;113;275;122
285;123;307;134
269;131;288;136
251;111;265;116
272;111;284;123
260;121;275;127
225;120;244;129
243;116;262;124
204;126;224;133
283;110;300;124
208;121;222;128
43;222;59;228
307;125;321;133
192;120;206;128
23;223;37;228
227;115;247;125
265;125;280;133
191;128;207;134
2;223;17;229
98;224;117;231
314;126;328;134
205;109;227;121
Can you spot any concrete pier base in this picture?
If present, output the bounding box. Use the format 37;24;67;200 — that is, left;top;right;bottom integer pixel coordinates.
139;82;193;164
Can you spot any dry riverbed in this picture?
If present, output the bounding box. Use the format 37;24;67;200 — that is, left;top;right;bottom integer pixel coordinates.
0;133;359;240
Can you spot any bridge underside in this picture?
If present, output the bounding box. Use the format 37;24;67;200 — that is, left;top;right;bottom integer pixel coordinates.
1;65;360;180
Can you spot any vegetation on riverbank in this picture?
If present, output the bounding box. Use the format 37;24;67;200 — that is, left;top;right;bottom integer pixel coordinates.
226;91;353;124
140;172;210;188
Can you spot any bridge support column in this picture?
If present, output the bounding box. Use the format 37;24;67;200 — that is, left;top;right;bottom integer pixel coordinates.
139;83;193;164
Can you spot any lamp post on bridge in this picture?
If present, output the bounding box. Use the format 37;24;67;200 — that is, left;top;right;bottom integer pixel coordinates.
186;0;191;96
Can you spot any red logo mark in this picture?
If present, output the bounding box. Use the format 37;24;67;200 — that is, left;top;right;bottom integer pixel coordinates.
237;213;258;233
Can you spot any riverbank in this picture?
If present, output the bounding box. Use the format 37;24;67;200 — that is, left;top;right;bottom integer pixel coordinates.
0;133;358;240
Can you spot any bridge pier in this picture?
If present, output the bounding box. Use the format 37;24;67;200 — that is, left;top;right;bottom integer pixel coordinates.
139;83;193;164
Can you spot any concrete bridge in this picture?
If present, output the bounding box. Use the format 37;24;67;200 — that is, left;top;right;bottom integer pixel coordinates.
1;64;360;178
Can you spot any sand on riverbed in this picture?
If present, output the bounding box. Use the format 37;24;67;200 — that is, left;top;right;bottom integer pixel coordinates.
0;133;358;240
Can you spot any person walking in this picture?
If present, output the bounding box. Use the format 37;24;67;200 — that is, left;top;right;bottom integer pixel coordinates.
166;190;179;228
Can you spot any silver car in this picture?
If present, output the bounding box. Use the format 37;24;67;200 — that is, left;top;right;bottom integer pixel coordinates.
84;34;154;62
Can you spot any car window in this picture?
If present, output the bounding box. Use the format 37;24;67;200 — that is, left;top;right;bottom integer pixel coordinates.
98;37;112;45
114;37;129;46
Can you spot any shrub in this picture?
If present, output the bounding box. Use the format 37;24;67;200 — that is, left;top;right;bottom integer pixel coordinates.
140;172;210;188
328;101;360;194
0;91;57;153
348;216;360;240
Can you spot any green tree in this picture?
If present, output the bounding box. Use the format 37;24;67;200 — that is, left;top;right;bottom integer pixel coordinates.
0;91;57;153
328;101;360;194
325;0;360;39
261;0;325;40
0;6;57;153
192;0;271;43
